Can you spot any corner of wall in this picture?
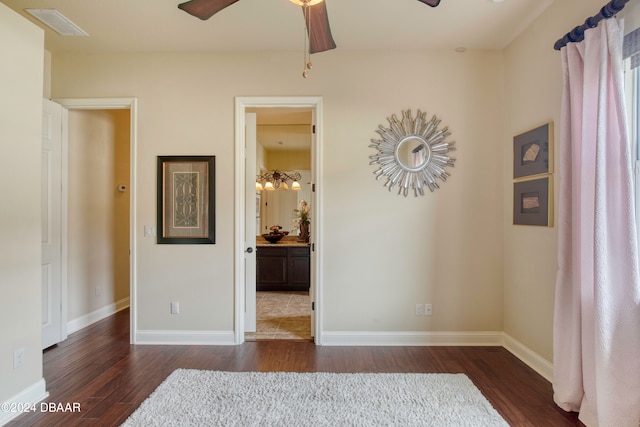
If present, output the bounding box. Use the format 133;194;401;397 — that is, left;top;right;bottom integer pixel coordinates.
501;0;607;363
44;50;52;99
0;2;45;408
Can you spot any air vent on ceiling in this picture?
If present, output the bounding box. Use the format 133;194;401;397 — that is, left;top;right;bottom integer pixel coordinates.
25;9;88;36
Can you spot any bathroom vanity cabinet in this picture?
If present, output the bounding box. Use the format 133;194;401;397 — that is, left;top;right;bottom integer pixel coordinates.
256;245;310;291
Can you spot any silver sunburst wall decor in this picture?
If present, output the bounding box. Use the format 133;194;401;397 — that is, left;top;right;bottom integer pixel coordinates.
369;109;456;197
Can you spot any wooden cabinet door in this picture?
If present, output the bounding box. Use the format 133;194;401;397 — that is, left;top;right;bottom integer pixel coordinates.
256;246;310;291
257;247;288;289
289;247;310;287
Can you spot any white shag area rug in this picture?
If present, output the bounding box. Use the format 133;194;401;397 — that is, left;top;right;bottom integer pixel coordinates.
122;369;509;427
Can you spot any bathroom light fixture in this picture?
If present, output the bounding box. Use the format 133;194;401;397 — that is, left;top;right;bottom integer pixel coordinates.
263;181;275;191
256;170;302;191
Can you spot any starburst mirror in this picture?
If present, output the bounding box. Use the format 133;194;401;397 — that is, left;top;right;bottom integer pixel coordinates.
369;109;456;197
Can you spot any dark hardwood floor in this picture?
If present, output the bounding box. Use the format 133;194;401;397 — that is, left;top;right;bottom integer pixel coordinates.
9;309;583;426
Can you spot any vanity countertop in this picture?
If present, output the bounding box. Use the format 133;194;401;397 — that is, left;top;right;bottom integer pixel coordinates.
256;237;309;247
256;241;310;247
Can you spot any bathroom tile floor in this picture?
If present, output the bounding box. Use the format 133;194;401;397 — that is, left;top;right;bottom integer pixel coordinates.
245;291;312;341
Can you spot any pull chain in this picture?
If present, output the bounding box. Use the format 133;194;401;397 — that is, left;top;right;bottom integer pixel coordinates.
302;1;312;78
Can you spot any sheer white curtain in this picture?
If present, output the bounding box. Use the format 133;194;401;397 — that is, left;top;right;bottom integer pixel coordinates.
553;18;640;427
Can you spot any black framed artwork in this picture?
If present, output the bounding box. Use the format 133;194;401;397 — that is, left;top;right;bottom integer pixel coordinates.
157;156;215;244
513;122;553;179
513;176;553;227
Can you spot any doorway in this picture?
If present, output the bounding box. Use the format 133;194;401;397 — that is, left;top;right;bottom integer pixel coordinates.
56;98;138;344
234;97;323;345
248;107;312;340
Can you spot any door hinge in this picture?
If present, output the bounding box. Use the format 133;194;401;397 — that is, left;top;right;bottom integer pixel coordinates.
312;301;315;311
312;125;316;134
312;183;315;192
312;243;315;251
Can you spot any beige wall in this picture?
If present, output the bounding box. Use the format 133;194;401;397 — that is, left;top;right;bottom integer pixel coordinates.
266;149;311;171
52;49;506;334
502;0;606;361
0;2;45;406
67;110;130;322
621;1;640;33
43;50;51;99
48;0;620;360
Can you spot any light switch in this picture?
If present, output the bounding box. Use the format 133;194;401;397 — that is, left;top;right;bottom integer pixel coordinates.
144;225;156;237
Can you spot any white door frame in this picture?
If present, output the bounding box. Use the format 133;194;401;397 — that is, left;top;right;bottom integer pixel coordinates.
54;97;138;344
234;96;324;345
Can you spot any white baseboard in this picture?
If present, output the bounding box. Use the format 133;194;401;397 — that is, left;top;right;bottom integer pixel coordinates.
503;334;553;382
321;331;504;346
135;330;236;345
66;297;130;335
0;378;48;426
321;331;553;383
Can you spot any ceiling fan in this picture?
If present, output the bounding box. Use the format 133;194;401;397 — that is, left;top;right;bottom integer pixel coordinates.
178;0;442;54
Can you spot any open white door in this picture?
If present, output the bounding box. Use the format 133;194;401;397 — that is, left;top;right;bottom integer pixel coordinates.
309;112;317;340
235;97;323;344
41;99;65;349
244;112;257;332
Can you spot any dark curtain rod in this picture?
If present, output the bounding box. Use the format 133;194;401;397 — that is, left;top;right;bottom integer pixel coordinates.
554;0;629;50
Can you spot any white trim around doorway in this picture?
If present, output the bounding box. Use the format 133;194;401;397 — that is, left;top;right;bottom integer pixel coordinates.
234;96;324;345
54;97;138;344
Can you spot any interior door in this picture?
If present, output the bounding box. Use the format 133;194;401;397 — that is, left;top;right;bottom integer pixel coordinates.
41;99;65;349
309;114;316;340
244;112;257;332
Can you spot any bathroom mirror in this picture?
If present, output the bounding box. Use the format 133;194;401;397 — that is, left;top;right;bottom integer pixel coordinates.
369;109;456;197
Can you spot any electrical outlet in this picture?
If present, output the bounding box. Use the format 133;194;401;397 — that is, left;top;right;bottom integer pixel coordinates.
425;304;433;316
171;302;179;314
14;348;25;369
415;303;424;316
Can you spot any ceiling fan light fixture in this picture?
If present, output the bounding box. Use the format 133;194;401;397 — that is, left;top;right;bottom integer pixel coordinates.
289;0;325;5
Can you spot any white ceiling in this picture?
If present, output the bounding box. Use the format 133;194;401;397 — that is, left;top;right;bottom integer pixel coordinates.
3;0;555;53
3;0;556;150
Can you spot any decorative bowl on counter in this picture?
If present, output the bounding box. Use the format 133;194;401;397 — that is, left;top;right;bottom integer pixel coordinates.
262;233;285;244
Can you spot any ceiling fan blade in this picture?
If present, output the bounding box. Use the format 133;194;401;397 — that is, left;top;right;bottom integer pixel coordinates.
304;2;337;54
178;0;240;20
417;0;441;6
